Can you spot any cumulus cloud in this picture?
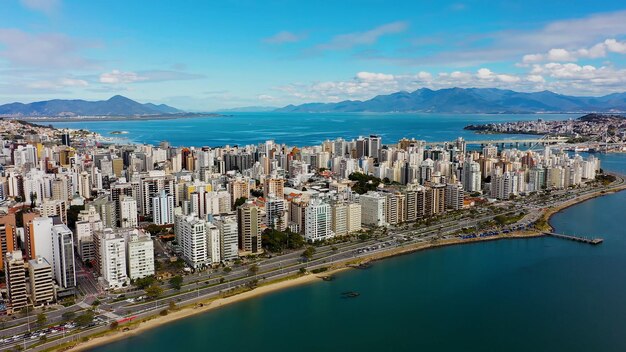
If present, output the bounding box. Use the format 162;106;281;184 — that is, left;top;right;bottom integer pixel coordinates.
315;21;408;51
356;71;395;81
521;38;626;64
263;31;306;44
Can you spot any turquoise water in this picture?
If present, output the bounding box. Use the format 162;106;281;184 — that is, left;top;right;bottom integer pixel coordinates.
91;155;626;352
49;112;570;147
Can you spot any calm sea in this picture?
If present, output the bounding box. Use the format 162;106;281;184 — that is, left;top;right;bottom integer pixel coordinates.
78;114;626;352
49;112;570;147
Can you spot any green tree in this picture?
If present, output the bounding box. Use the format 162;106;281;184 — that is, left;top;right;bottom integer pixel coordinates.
169;276;184;290
234;197;247;208
135;276;156;289
302;246;316;261
35;313;46;326
145;283;164;299
110;321;119;330
248;264;259;277
74;311;95;327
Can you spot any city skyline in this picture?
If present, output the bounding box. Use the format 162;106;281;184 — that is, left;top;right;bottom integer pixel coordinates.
2;1;626;110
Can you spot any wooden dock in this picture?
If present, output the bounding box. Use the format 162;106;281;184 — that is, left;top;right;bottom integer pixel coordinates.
544;232;604;245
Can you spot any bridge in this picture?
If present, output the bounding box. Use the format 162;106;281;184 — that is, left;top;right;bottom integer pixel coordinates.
424;136;569;147
544;232;604;245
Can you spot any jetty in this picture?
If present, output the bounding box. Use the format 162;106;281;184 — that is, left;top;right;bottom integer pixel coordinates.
544;232;604;245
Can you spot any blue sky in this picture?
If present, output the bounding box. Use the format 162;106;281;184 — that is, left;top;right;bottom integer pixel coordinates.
1;0;626;110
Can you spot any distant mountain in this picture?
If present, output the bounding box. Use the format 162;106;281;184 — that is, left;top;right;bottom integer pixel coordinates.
275;88;626;113
0;95;184;117
215;106;278;113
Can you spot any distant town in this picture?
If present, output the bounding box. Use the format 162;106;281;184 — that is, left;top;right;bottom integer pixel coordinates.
0;118;619;350
465;114;626;148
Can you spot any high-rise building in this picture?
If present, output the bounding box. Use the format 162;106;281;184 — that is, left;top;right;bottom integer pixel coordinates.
304;198;332;242
360;191;387;227
0;213;17;271
119;196;138;228
41;199;67;224
206;223;221;264
445;183;464;210
31;216;54;265
331;202;348;236
263;177;285;198
237;203;261;253
176;214;208;269
265;197;287;231
125;229;155;280
51;225;76;291
152;190;174;225
97;228;128;289
213;216;238;261
463;160;481;193
385;192;406;225
28;256;54;306
346;202;362;233
75;206;103;261
5;250;28;312
425;185;446;216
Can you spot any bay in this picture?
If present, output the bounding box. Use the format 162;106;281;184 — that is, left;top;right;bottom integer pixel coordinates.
49;112;570;147
81;111;626;352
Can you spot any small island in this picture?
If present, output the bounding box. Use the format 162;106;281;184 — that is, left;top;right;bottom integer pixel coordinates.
110;131;129;135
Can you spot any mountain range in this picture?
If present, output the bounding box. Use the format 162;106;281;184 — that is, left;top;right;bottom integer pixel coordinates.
0;95;183;117
275;88;626;113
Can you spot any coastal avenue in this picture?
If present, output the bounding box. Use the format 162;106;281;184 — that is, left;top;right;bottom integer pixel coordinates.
8;173;624;352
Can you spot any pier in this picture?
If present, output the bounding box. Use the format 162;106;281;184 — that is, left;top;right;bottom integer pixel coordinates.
544;232;604;245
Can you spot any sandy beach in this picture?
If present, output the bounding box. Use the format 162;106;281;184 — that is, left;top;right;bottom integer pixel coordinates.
61;183;626;352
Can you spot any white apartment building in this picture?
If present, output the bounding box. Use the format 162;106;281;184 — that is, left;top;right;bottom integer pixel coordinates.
176;214;208;269
119;196;138;228
98;229;129;289
125;229;155;279
206;222;221;264
360;191;387;227
152;190;174;225
304;198;332;242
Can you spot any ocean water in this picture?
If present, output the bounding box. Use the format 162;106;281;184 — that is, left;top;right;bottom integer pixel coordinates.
49;112;570;147
85;114;626;352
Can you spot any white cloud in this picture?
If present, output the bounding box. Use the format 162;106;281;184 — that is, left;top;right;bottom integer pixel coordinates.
263;31;306;44
526;74;545;83
520;38;626;64
315;21;408;51
99;70;146;84
356;71;395;81
605;38;626;54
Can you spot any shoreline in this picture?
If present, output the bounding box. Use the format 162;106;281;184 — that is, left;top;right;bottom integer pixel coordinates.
63;184;625;352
